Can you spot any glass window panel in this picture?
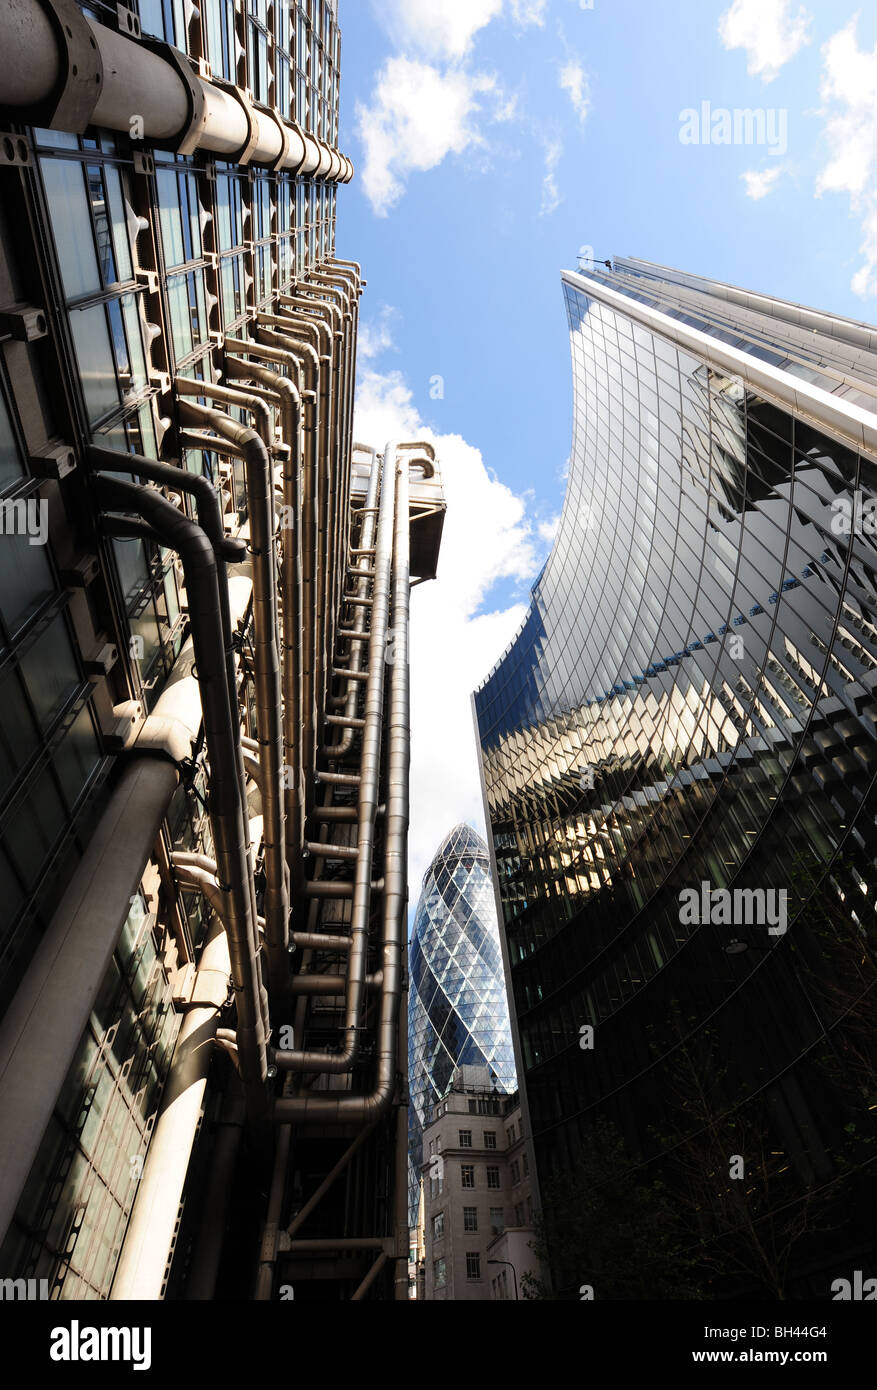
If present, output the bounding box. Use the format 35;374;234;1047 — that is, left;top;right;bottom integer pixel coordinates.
54;704;100;808
19;612;79;731
0;389;24;494
40;158;101;299
111;535;148;605
70;303;120;423
0;521;54;633
167;275;193;359
0;668;39;797
157;168;185;269
121;295;147;393
86;165;116;286
104;166;133;283
5;763;65;888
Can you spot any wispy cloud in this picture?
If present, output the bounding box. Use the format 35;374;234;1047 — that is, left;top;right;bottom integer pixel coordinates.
356;58;512;217
357;305;400;362
742;166;784;199
718;0;811;82
374;0;504;61
354;368;550;891
815;17;877;297
509;0;548;26
559;58;591;124
359;0;546;215
373;0;546;61
540;138;563;216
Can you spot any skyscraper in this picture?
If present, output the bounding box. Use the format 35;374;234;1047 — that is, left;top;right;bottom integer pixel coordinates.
407;824;517;1227
0;0;445;1301
474;257;877;1298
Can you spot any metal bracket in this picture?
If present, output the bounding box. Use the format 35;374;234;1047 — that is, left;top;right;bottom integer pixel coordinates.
0;134;31;168
214;83;260;166
261;108;291;172
134;38;207;157
29;440;76;478
284;120;309;177
116;4;141;39
21;0;105;134
0;302;48;342
84;641;119;677
60;553;100;587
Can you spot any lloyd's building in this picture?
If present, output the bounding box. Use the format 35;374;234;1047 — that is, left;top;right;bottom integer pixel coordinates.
0;0;445;1300
474;257;877;1297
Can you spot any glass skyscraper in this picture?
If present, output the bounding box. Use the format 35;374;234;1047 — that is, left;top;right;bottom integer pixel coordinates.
408;824;517;1225
474;258;877;1298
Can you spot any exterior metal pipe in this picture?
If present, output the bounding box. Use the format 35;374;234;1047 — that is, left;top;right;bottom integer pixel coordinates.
0;758;179;1248
273;450;394;1074
225;353;304;871
0;0;354;178
176;399;289;997
277;303;342;665
254;1119;291;1300
324;446;378;759
291;932;351;952
175;377;274;451
98;478;268;1097
255;321;328;742
302;879;384;899
285;1238;389;1252
110;909;232;1300
273;442;411;1123
351;1251;389;1302
243;330;320;813
289;973;381;995
87;447;269;1029
277;292;349;671
184;1078;245;1300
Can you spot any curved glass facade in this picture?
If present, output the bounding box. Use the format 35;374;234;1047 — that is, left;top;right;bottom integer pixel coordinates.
474;260;877;1296
407;824;518;1226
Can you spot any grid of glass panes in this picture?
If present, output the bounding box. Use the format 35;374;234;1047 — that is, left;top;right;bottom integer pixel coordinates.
473;275;877;1218
0;368;104;1014
37;132;151;431
139;0;341;147
0;891;180;1298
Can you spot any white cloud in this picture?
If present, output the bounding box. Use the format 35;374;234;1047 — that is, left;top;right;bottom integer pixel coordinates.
374;0;545;61
375;0;503;60
718;0;811;81
510;0;549;25
356;57;512;216
354;369;549;893
357;305;399;362
559;58;591;124
815;18;877;297
540;138;563;216
742;165;784;199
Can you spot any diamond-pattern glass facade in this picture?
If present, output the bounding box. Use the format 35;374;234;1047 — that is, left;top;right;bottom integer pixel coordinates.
408;824;517;1225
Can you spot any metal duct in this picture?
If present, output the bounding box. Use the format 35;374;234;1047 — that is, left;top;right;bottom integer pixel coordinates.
224;351;305;874
272;445;395;1075
175;397;289;999
97;476;268;1097
272;440;413;1121
0;0;354;179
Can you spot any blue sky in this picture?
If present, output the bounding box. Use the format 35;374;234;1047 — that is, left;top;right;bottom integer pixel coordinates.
332;0;877;892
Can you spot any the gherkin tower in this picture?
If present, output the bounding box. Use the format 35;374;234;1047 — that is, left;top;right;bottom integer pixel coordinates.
407;824;517;1226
